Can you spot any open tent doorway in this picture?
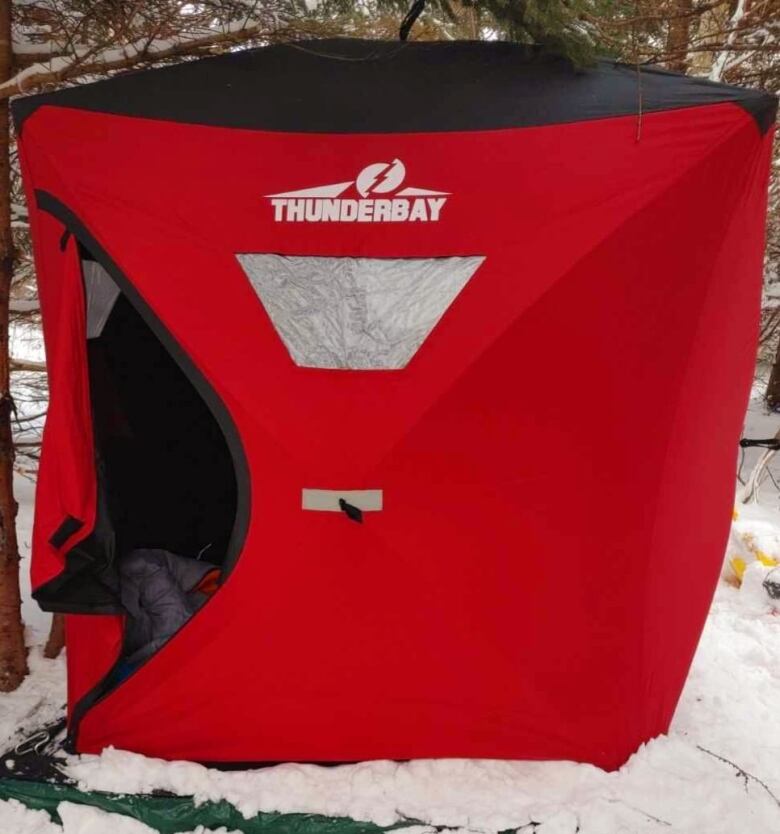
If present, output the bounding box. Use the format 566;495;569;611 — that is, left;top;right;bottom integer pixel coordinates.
83;252;238;566
73;249;241;680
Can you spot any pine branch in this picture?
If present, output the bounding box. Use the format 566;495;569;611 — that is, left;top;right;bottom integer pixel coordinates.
3;18;335;101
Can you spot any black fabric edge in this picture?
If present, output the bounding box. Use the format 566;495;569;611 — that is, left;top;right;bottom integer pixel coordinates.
626;60;777;134
35;189;251;753
727;87;776;133
199;752;408;768
31;593;121;616
698;89;772;133
33;542;123;615
11;39;778;136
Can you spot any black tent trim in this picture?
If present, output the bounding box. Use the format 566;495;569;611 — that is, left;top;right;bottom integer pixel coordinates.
12;40;778;136
34;189;252;749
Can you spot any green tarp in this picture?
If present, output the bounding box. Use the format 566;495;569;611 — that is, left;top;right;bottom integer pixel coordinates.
0;778;408;834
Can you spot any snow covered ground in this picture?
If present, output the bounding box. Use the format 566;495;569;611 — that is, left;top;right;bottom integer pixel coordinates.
1;399;779;833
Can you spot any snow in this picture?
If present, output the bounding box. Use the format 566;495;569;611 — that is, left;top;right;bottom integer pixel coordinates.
709;0;748;82
2;398;780;833
0;643;64;753
0;798;60;833
16;475;50;640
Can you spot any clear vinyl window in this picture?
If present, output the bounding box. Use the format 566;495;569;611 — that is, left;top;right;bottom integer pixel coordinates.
236;254;484;369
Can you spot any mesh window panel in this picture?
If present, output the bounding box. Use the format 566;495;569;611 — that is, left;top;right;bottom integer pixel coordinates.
83;260;121;339
237;254;484;369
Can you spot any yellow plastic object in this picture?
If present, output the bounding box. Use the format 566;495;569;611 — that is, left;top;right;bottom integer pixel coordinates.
756;551;779;568
731;556;747;582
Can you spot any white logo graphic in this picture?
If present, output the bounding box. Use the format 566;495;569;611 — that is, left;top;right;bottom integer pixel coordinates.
266;159;449;223
355;159;406;197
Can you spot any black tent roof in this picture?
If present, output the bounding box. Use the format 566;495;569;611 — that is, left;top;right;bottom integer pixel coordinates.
12;38;778;135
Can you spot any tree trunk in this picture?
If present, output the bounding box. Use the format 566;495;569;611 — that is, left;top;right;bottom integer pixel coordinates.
766;339;780;411
666;0;693;73
43;614;65;659
0;0;27;692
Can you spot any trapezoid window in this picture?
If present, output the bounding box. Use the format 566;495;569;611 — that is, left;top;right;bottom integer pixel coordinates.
237;254;484;369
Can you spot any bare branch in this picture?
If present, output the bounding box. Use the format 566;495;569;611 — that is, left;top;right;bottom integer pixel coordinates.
697;746;780;809
3;17;336;101
10;357;45;372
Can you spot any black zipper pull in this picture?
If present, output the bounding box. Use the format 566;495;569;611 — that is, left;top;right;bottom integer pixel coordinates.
338;498;363;524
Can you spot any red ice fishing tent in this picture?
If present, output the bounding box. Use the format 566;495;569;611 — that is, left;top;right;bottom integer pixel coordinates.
14;39;776;769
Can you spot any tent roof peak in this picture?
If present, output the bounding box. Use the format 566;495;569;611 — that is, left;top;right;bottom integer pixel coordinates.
12;37;777;136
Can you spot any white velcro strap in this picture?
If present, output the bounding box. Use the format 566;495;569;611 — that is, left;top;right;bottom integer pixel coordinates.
302;489;383;512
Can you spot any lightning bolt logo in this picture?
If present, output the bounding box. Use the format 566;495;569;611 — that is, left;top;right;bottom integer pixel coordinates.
356;159;406;197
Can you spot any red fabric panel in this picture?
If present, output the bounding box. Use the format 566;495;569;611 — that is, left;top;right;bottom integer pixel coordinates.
65;614;123;714
25;219;95;591
638;128;776;741
18;100;773;768
17;159;123;725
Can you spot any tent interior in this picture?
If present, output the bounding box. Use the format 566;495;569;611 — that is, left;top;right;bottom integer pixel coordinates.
58;248;238;672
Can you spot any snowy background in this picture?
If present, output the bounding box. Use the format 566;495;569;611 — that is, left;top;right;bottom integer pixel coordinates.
1;393;779;833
